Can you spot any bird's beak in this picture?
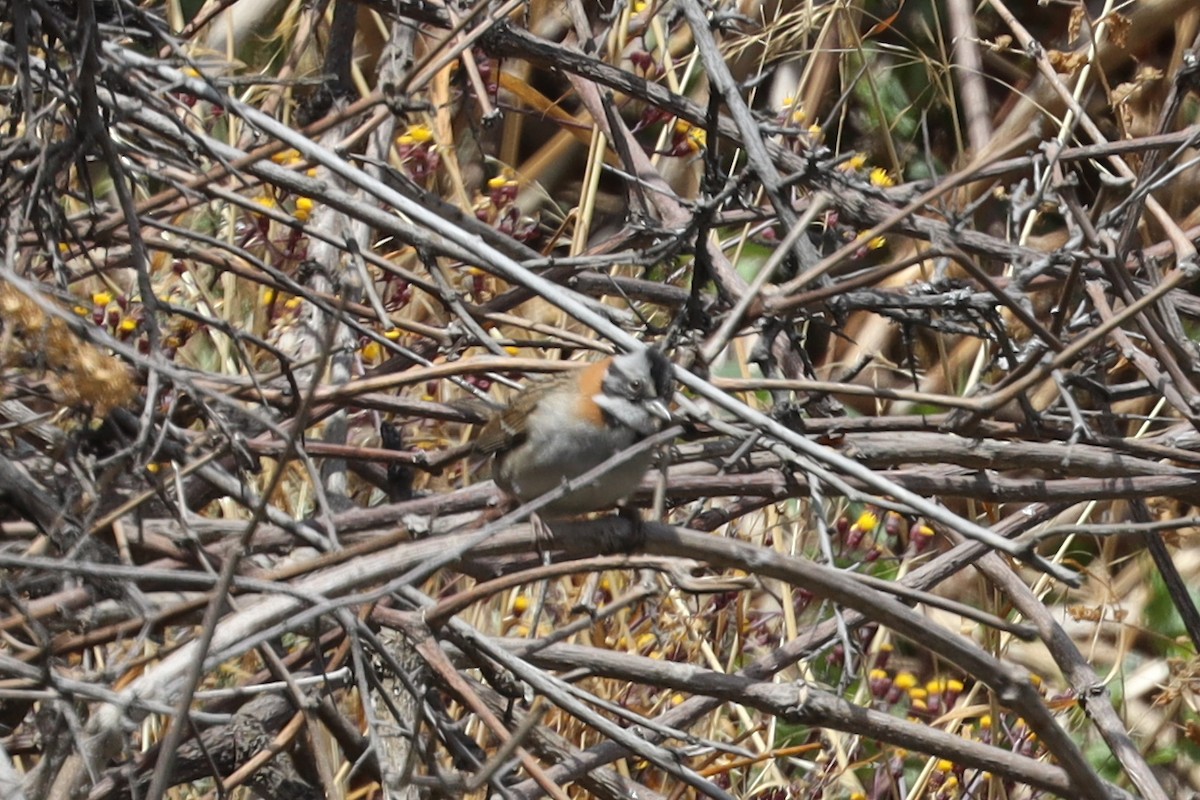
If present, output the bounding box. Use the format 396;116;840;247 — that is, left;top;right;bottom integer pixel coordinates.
646;398;672;422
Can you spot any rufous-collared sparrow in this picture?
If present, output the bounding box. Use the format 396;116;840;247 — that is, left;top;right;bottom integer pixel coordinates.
474;348;675;515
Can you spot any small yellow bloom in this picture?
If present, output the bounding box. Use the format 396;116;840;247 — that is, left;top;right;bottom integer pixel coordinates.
867;235;887;250
893;672;918;691
487;175;511;191
845;153;868;170
384;328;401;340
674;120;706;151
401;124;434;145
936;759;955;773
512;594;530;613
270;148;299;164
73;305;89;316
855;510;879;531
255;195;277;210
262;287;276;305
294;196;314;221
978;714;992;728
504;345;520;356
869;668;888;681
146;462;160;473
869;167;895;187
361;341;382;360
119;318;138;332
908;687;928;701
92;291;114;306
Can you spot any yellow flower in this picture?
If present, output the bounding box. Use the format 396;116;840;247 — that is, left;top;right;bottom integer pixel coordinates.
294;196;314;221
400;124;434;146
119;318;138;333
384;328;401;340
936;759;955;773
512;594;529;613
893;672;918;691
92;291;114;306
261;287;276;305
361;341;382;360
869;167;894;187
674;120;706;151
855;510;879;531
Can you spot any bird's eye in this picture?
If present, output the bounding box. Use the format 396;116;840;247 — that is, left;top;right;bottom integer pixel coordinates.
629;379;643;393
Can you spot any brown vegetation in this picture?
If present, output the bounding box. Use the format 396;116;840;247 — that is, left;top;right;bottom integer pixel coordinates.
3;0;1200;798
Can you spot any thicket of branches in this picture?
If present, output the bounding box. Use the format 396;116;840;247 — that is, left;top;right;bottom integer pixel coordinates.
3;0;1200;798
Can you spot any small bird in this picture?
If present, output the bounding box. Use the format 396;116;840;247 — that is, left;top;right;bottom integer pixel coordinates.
475;348;675;515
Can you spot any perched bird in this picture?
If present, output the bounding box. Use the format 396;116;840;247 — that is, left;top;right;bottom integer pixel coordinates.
475;348;675;515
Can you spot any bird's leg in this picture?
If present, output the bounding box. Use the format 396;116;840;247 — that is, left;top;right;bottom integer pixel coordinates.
530;511;554;565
